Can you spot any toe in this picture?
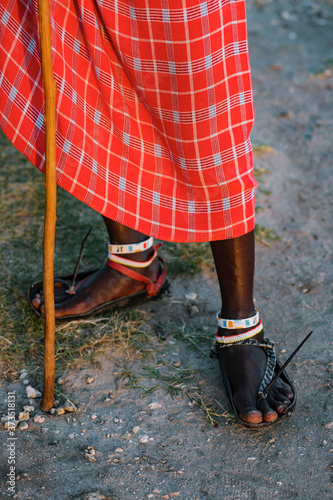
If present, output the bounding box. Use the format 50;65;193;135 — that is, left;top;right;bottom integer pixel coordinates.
258;399;278;423
32;297;41;310
239;409;263;424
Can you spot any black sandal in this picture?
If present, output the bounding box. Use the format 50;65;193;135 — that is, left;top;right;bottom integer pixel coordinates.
214;331;313;428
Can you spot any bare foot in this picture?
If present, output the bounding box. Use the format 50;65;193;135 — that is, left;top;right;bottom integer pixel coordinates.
218;330;294;424
31;249;161;319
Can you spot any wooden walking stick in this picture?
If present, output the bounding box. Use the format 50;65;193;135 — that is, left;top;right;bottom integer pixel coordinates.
38;0;57;411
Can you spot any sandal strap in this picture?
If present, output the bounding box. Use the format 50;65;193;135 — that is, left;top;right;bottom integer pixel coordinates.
215;337;277;399
108;246;159;268
106;254;167;297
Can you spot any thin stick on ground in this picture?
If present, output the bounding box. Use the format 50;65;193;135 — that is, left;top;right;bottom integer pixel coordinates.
38;0;58;411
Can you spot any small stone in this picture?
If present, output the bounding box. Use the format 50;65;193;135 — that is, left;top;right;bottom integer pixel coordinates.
113;418;120;423
324;421;333;429
85;375;95;384
23;406;35;412
185;292;197;301
34;415;45;423
56;407;65;416
132;426;140;434
188;305;199;316
113;458;120;463
91;413;98;420
84;452;96;462
63;404;75;412
86;446;96;455
322;440;328;446
23;379;30;385
26;386;42;399
68;434;75;439
84;493;106;500
139;435;149;444
115;447;123;453
5;420;19;430
57;376;67;385
173;360;181;368
247;457;256;461
18;421;29;430
18;411;30;421
41;427;49;433
148;402;162;410
49;408;56;415
19;369;29;380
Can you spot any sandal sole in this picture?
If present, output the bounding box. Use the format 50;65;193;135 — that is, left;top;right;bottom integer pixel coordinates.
27;270;170;321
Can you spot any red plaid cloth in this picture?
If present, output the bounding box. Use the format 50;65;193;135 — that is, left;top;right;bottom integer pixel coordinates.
0;0;256;242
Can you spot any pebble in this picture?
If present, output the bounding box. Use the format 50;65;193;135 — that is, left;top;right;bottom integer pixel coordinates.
148;402;162;410
49;408;56;415
5;420;19;430
34;415;45;423
18;421;28;430
132;426;140;434
185;292;197;301
84;446;97;462
18;411;30;421
84;492;105;500
26;386;42;398
139;435;149;444
188;305;199;316
63;404;75;412
91;413;98;420
19;369;29;380
324;421;333;429
115;447;123;453
23;406;35;412
173;360;181;367
57;376;67;385
68;434;75;439
85;375;95;384
56;408;66;416
22;379;30;385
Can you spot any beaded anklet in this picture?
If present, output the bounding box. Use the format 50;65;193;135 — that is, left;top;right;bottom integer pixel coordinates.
108;236;154;255
108;237;159;269
216;309;259;329
215;320;263;344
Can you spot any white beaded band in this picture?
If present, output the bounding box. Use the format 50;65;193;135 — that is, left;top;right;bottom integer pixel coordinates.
108;247;158;268
215;321;263;344
108;236;154;255
216;309;259;330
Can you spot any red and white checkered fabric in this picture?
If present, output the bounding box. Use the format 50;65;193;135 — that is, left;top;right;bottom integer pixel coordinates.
0;0;256;242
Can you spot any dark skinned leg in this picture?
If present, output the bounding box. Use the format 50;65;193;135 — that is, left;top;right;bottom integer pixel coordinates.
210;230;293;424
32;217;159;317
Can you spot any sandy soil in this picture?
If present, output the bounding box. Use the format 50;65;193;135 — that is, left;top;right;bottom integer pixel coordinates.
1;1;332;498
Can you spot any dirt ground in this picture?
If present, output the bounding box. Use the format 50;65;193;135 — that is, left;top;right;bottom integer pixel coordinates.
1;0;332;498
